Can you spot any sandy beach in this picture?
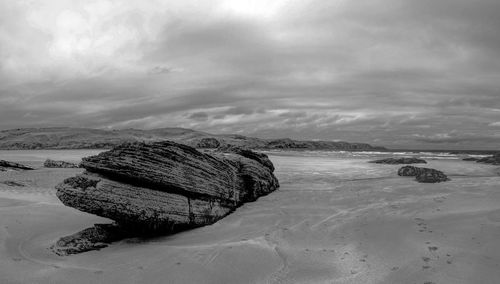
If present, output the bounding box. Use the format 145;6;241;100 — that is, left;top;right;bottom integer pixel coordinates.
1;150;499;284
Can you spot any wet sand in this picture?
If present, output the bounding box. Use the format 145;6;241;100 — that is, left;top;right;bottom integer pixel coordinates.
0;151;499;283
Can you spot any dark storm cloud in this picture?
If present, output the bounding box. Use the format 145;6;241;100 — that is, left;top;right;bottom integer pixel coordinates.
1;0;499;149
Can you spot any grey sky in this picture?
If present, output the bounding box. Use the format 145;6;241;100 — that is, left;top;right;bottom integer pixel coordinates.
1;0;499;149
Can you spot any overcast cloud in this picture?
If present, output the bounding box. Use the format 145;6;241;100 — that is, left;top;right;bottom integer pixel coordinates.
1;0;499;149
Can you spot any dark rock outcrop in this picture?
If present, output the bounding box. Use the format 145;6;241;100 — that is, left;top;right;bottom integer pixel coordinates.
475;153;500;165
0;160;34;171
51;223;132;255
54;141;279;253
196;137;221;148
44;159;80;168
1;181;25;187
462;157;480;161
398;166;449;183
369;157;427;164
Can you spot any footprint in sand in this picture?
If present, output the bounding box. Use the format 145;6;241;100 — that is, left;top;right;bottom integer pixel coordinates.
416;220;433;233
421;256;432;270
428;246;438;252
445;253;453;264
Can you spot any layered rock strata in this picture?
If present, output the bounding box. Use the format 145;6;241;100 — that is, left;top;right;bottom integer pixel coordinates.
54;141;279;253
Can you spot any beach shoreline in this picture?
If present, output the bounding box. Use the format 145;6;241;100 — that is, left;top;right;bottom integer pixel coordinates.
0;150;499;283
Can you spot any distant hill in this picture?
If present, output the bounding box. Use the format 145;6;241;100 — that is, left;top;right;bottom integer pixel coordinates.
0;127;386;151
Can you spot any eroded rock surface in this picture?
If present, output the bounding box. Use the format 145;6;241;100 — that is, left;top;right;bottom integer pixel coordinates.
369;157;427;164
398;166;449;183
44;159;80;168
54;141;279;253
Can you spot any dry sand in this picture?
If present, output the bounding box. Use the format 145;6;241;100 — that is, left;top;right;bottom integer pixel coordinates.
0;150;499;284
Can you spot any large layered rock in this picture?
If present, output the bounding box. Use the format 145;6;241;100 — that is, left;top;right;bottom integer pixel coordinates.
369;157;427;164
0;160;34;171
398;166;449;183
55;141;279;248
44;159;80;168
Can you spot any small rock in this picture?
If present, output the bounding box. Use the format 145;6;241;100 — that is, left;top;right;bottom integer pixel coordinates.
0;160;34;171
51;223;132;255
475;153;500;165
398;166;449;183
462;157;480;161
1;181;25;187
44;159;80;168
369;157;427;164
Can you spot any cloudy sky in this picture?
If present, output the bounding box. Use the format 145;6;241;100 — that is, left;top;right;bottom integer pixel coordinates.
1;0;500;149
